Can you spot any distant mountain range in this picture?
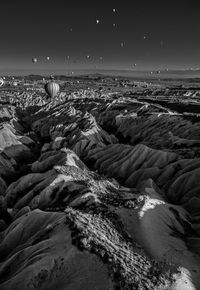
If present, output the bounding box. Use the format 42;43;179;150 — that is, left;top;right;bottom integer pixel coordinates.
1;69;200;79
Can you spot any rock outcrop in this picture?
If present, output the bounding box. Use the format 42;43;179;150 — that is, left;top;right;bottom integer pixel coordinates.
0;85;200;289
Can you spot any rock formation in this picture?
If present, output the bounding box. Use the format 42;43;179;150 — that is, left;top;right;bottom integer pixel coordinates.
0;84;200;289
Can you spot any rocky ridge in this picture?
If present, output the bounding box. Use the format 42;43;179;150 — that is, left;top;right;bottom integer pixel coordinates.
0;88;200;289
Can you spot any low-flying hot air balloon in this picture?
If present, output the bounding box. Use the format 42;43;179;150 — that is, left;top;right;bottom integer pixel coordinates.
44;81;60;98
32;58;37;64
0;78;4;87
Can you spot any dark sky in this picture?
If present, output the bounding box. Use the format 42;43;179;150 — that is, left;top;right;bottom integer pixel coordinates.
1;0;200;74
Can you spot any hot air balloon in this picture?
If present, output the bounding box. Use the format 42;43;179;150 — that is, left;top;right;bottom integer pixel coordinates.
44;81;60;98
32;58;37;64
46;56;50;61
0;78;4;87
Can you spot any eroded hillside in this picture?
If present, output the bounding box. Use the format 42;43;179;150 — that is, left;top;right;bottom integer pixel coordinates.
0;81;200;289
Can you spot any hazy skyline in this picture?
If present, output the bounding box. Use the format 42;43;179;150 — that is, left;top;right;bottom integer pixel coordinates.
1;1;200;74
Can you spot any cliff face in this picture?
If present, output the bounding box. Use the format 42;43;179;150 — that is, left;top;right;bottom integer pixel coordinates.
0;87;200;289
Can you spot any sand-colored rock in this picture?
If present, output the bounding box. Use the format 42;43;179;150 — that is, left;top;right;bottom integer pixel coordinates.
0;210;114;290
0;85;200;289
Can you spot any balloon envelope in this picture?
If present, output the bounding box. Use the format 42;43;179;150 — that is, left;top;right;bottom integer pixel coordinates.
44;81;60;98
32;58;37;64
0;78;4;87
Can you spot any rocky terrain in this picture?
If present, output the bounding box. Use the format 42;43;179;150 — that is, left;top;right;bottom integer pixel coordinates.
0;76;200;289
